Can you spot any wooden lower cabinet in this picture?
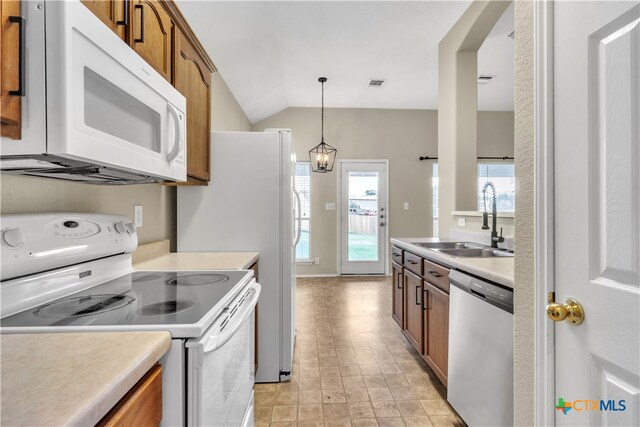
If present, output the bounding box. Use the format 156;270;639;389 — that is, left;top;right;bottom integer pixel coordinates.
173;27;211;184
423;281;449;386
402;269;424;353
1;0;22;139
98;364;163;427
391;262;404;328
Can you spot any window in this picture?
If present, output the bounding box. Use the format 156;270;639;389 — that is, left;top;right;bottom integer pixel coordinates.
295;162;311;261
477;163;515;212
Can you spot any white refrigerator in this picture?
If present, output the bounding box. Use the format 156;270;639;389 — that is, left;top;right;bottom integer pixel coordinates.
177;130;297;383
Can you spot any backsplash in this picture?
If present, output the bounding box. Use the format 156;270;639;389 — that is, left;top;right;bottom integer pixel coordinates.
448;228;515;251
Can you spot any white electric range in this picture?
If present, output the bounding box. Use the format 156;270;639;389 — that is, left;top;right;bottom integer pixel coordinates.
0;213;260;426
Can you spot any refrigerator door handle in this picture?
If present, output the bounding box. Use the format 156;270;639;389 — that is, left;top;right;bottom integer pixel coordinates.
293;189;302;247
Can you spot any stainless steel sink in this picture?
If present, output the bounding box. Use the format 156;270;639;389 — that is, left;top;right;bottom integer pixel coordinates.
435;248;514;258
411;242;482;250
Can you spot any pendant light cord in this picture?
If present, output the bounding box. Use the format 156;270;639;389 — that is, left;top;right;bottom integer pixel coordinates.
321;79;325;143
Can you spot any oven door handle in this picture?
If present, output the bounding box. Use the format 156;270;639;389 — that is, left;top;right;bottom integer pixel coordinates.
203;283;261;354
167;103;183;163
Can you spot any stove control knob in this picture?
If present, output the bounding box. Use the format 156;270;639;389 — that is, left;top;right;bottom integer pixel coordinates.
2;228;25;249
114;222;127;234
125;223;136;234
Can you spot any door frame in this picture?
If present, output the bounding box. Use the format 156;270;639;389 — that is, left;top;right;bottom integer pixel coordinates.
336;159;390;276
534;1;555;425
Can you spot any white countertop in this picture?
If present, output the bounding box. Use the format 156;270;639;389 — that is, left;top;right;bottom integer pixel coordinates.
134;251;259;271
1;331;171;427
391;237;514;289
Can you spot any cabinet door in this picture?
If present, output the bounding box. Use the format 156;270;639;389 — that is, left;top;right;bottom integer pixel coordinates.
424;281;449;386
402;269;424;353
391;262;404;328
1;0;22;139
174;28;211;183
129;0;172;82
81;0;127;40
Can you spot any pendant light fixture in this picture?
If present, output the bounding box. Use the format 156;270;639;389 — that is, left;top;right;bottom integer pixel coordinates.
309;77;337;173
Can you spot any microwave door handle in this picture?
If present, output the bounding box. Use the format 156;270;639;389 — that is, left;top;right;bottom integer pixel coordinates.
293;189;302;247
167;104;182;163
203;283;261;355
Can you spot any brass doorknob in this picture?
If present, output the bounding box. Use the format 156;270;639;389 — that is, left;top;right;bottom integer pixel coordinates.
546;293;584;325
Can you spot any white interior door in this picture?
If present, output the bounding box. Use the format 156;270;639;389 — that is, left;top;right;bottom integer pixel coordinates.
339;161;388;275
554;2;639;425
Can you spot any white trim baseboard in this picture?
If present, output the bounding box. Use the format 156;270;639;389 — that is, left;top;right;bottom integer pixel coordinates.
534;1;556;425
296;274;339;278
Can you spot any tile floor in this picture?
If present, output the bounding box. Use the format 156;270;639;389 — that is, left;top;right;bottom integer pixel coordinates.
254;276;465;427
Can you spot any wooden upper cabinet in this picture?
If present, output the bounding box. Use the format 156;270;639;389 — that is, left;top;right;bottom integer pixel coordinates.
81;0;127;40
174;28;211;183
1;0;22;139
129;0;173;82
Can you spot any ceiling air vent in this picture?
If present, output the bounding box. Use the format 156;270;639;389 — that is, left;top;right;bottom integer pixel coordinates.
477;75;495;85
369;79;386;87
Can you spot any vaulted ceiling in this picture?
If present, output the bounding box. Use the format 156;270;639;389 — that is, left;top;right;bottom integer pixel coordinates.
176;1;514;123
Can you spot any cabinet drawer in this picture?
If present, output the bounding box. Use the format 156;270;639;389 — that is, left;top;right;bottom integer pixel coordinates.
422;258;449;293
98;364;162;427
391;246;403;264
403;251;422;276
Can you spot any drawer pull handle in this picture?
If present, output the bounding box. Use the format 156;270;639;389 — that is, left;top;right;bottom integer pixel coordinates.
397;274;402;289
415;285;421;305
116;0;129;26
134;4;145;43
408;260;418;265
422;289;427;311
8;16;25;97
427;270;442;278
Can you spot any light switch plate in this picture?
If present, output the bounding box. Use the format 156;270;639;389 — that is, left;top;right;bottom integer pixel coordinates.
326;203;336;210
134;205;143;227
404;202;410;210
457;217;466;227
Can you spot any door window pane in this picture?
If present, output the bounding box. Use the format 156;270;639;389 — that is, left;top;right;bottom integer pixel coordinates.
348;172;379;261
295;162;311;261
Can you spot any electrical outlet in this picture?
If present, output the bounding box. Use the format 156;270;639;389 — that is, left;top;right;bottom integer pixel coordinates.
134;205;143;227
325;203;336;210
404;202;410;210
457;217;466;227
315;257;320;264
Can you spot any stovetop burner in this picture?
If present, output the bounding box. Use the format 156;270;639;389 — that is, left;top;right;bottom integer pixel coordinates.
138;300;194;316
166;273;229;286
33;294;135;319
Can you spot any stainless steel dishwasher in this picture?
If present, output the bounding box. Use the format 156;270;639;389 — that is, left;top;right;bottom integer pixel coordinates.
447;270;514;427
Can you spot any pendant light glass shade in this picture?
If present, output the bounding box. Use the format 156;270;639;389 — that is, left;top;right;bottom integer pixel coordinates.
309;77;337;173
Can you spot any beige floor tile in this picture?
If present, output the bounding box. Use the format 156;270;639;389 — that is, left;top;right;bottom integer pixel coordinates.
340;365;362;377
255;383;278;392
270;422;296;427
367;387;394;402
299;404;324;420
300;389;323;404
345;388;370;402
321;377;344;389
301;358;320;368
428;414;464;427
320;366;342;378
342;376;366;389
324;420;352;427
300;377;322;390
411;386;442;400
274;390;299;405
420;399;451;416
363;375;388;388
319;356;339;367
403;417;432;427
375;417;405;427
323;389;347;403
254;390;275;406
395;400;427;418
254;405;272;423
298;421;325;427
351;418;379;427
403;373;429;386
371;401;401;418
318;347;338;356
277;380;300;391
389;387;417;401
323;403;350;419
271;405;298;422
301;366;321;378
348;401;375;418
379;363;402;374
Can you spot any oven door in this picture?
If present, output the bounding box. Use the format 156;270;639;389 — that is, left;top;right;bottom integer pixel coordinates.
186;282;261;427
43;1;186;182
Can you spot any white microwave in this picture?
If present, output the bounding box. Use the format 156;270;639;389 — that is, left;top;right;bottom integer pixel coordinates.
0;1;186;184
